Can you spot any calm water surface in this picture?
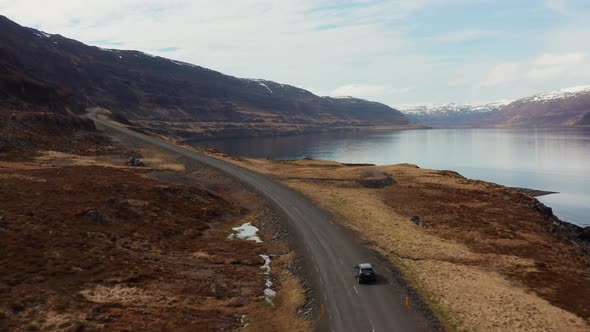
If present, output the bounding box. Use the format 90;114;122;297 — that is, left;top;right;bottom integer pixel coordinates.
192;128;590;226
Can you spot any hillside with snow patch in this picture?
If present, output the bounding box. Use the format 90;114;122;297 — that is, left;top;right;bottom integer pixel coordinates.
401;101;510;127
484;86;590;127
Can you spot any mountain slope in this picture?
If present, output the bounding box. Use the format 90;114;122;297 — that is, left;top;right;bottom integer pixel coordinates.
484;86;590;127
0;50;99;155
0;15;411;140
402;101;510;127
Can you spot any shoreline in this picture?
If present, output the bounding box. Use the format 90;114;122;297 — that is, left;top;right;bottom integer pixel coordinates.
510;187;558;197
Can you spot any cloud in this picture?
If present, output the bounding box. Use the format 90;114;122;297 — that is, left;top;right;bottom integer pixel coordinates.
330;84;415;98
447;79;468;87
153;47;180;53
331;84;388;98
431;29;498;43
527;52;588;80
544;0;569;14
482;63;520;86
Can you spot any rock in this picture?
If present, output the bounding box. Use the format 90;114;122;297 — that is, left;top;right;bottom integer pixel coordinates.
410;215;431;227
358;174;396;188
80;209;112;223
126;156;145;167
532;200;554;221
580;227;590;242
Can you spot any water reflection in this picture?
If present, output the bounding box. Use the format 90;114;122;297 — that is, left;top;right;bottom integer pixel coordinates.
191;128;590;226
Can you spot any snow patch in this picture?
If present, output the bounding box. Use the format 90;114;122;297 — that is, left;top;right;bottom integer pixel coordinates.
34;31;51;38
260;254;276;305
526;85;590;102
170;59;199;68
240;314;249;328
258;82;273;93
228;222;262;243
401;100;511;114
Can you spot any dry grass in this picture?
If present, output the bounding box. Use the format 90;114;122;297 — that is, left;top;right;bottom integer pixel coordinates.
211;156;590;332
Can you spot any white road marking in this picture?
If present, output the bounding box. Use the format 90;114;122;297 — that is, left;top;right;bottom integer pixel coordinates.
353;286;359;295
329;312;332;320
337;257;344;265
329;219;334;225
370;319;376;332
320;278;323;286
324;293;327;301
314;264;319;273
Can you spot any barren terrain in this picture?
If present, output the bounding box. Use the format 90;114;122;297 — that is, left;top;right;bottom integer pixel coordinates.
0;142;311;331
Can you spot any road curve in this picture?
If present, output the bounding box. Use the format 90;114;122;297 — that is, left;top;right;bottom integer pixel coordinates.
89;112;435;332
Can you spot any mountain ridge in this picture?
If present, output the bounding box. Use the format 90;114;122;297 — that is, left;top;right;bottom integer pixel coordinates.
401;85;590;128
400;101;511;127
485;85;590;127
0;15;413;141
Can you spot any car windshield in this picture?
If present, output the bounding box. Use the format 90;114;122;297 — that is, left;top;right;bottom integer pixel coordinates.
361;268;374;273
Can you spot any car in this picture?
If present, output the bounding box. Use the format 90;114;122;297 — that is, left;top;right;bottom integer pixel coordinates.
353;263;376;284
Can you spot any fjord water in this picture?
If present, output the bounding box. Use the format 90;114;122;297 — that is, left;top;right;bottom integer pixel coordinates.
193;128;590;227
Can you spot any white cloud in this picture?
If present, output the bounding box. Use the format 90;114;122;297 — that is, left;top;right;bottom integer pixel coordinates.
331;84;387;98
447;79;468;87
431;29;498;43
528;52;587;80
330;84;415;98
533;52;586;66
544;0;569;14
482;63;520;86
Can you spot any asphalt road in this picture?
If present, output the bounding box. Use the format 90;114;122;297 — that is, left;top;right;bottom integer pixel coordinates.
89;112;435;332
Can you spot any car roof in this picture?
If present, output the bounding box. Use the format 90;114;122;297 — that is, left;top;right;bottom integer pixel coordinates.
359;263;373;269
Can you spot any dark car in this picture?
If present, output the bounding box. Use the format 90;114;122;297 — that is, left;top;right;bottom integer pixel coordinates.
353;263;376;284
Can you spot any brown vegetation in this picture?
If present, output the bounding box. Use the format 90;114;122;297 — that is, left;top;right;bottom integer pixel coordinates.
213;156;590;331
0;150;311;331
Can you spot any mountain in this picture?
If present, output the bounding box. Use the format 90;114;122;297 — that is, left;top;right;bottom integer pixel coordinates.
401;101;510;127
0;16;412;141
484;86;590;127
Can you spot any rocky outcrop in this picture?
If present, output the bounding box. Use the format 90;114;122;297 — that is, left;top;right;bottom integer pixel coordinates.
358;171;396;188
532;199;589;253
410;215;431;227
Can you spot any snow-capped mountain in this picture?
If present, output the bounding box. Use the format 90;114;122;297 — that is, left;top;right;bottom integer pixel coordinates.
522;85;590;103
485;86;590;127
401;101;511;127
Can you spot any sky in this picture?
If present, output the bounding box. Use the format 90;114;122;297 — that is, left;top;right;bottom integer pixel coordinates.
2;0;590;107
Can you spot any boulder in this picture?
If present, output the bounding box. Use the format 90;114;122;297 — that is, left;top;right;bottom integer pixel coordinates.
80;209;112;223
358;173;396;188
126;157;145;167
410;215;431;227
